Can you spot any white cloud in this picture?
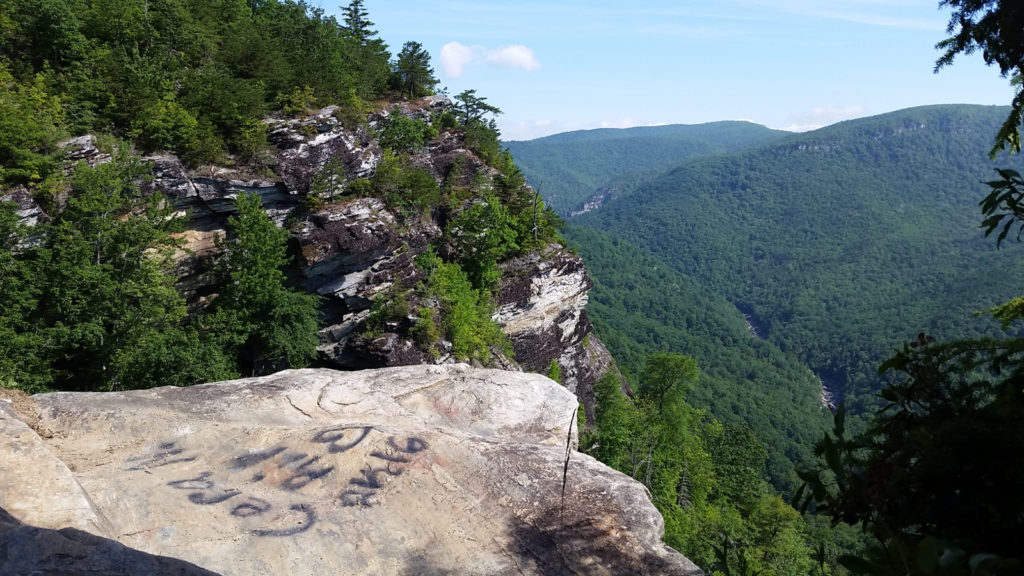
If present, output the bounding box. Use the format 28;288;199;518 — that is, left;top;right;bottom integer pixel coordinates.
484;45;540;71
439;42;540;78
440;42;482;78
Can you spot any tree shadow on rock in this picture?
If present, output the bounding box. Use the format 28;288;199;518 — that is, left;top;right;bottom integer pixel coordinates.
0;506;220;576
508;504;701;576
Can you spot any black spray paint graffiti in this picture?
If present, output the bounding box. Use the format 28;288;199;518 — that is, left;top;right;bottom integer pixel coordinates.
339;433;429;508
133;425;429;536
311;425;373;453
125;441;197;471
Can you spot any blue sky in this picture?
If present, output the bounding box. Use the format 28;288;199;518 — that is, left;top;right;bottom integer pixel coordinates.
343;1;1015;141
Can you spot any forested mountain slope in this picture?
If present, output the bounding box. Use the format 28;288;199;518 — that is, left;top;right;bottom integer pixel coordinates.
573;104;1024;412
505;122;788;214
565;225;830;492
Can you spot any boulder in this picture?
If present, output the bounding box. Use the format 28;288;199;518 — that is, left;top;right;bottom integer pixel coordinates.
0;366;701;576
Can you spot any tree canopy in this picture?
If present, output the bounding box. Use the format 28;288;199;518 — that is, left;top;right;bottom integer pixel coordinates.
393;41;437;98
937;0;1024;154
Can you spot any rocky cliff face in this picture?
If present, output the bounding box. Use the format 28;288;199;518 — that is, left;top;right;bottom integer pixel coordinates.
0;366;700;575
31;98;614;419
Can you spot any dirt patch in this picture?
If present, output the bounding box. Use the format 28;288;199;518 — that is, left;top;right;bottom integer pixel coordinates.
0;387;39;428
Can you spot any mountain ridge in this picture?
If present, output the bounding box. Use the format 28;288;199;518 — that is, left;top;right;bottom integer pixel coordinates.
504;121;790;214
566;103;1024;415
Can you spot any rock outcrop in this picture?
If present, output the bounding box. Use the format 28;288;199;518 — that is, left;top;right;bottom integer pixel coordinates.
108;101;607;396
0;367;700;575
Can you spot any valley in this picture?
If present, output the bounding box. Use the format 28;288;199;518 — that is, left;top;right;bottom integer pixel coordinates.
513;103;1024;481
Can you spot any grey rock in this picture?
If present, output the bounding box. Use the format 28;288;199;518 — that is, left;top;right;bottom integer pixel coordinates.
0;187;48;229
58;135;111;166
1;367;701;576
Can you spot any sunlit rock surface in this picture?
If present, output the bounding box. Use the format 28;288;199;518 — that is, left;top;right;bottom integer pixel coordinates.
0;366;700;576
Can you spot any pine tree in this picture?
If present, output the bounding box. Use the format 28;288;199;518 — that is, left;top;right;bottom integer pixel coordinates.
340;0;376;44
394;41;437;98
205;191;320;376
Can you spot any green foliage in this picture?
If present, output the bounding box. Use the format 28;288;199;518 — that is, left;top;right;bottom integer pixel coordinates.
464;118;513;172
310;158;347;200
277;85;316;117
0;202;46;390
205;191;320;375
545;359;561;383
0;62;65;185
639;351;698;408
935;0;1024;156
379;113;436;153
587;352;816;574
371;150;441;213
703;423;769;508
979;167;1024;248
445;198;518;290
340;0;377;44
570;105;1024;419
361;282;411;338
799;334;1024;575
453;89;501;127
419;252;509;363
132;96;201;156
565;224;831;493
333;88;373;129
432;107;458;130
392;41;436;98
0;0;395;167
0;148;206;391
233;120;274;169
410;306;440;351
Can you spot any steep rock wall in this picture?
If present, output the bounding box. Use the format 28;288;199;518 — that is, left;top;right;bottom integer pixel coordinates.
23;100;618;410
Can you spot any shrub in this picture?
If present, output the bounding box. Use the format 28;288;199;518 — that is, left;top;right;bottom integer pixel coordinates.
334;89;372;129
445;198;518;290
422;259;509;363
410;306;440;350
379;113;437;153
546;359;562;383
371;151;440;213
277;85;317;117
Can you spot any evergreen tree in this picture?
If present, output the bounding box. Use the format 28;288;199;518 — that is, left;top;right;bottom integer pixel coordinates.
453;89;502;127
393;41;437;98
205;191;320;376
340;0;376;44
29;148;192;390
936;0;1024;154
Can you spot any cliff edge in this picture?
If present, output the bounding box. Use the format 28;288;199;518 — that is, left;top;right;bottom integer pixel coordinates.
0;366;700;575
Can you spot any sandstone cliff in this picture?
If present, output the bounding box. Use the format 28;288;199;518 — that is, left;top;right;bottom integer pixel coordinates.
0;366;700;575
2;98;615;421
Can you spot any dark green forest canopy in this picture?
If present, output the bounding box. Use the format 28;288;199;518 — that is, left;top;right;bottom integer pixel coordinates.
569;104;1024;413
0;0;398;174
565;224;831;493
504;121;788;214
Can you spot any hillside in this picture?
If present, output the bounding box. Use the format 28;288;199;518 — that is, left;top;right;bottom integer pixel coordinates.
504;122;788;214
565;225;830;492
572;104;1024;413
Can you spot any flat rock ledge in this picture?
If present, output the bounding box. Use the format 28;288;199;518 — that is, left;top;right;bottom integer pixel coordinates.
0;366;701;576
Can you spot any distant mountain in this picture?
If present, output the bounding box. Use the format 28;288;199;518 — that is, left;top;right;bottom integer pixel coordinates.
505;122;789;214
564;225;831;493
570;104;1024;414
